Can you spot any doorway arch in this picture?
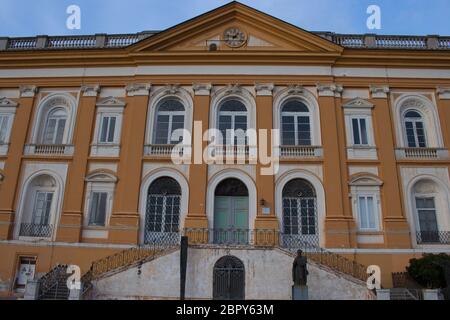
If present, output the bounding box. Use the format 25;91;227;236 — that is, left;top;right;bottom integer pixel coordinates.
213;178;249;244
213;256;245;300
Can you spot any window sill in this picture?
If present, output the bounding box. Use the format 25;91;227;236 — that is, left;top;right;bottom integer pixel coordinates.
347;146;378;160
90;144;120;157
0;143;9;155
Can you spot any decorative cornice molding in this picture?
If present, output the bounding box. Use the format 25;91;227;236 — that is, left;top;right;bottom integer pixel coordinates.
193;83;212;96
255;83;274;96
342;97;374;109
163;84;181;95
96;96;126;108
126;83;151;96
19;85;37;98
0;97;18;108
370;85;390;99
437;87;450;100
286;84;305;95
224;84;243;95
317;83;343;97
81;84;100;97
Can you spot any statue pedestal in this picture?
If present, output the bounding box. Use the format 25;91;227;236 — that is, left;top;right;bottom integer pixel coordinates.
292;285;308;300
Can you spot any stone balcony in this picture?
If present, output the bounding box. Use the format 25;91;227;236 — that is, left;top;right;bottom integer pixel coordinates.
395;148;449;160
24;144;74;156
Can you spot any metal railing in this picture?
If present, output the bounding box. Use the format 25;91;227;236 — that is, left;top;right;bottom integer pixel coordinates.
19;223;53;238
416;231;450;245
280;146;322;158
184;228;280;246
392;272;423;289
38;264;70;300
80;241;180;298
2;32;450;51
184;228;367;281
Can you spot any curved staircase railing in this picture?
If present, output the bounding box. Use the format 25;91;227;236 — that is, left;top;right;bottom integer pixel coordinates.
38;264;70;300
80;242;180;299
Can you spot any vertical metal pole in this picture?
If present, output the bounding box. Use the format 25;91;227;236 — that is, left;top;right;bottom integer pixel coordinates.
180;236;188;300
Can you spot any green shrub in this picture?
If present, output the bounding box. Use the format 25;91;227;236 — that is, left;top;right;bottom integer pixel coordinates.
407;254;450;289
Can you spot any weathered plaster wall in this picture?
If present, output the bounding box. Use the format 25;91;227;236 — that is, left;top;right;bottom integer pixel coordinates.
93;247;369;300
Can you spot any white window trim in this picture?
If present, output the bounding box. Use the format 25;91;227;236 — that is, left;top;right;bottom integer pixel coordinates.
210;86;257;147
83;183;114;229
29;92;78;146
392;94;444;148
217;107;248;146
273;87;322;147
343;98;377;160
146;86;193;148
355;193;380;232
152;108;186;145
82;172;117;238
91;98;125;157
280;108;312;146
14;170;65;242
0;98;18;155
349;175;383;235
402;109;428;148
42;108;68;145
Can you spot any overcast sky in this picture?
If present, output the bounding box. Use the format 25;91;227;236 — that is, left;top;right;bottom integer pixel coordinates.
0;0;449;37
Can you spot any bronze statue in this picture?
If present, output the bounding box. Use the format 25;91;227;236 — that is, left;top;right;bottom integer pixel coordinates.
292;250;309;286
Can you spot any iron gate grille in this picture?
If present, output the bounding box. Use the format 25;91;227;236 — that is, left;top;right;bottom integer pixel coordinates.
281;197;319;247
144;194;180;246
213;256;245;300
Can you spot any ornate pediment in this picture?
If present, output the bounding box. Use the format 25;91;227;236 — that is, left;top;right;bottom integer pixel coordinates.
129;2;343;55
96;96;126;108
0;97;18;108
342;98;374;109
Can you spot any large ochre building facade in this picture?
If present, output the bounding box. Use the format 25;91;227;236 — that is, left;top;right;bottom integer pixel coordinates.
1;2;450;298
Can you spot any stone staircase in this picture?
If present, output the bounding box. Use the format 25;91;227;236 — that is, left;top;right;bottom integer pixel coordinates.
81;245;180;299
390;272;424;300
390;288;422;300
38;265;70;300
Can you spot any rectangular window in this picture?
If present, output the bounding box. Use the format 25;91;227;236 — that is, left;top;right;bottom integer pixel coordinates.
351;117;369;146
0;115;9;143
416;197;439;243
99;116;117;143
15;257;36;289
88;192;108;226
43;118;66;144
32;192;53;225
357;195;377;230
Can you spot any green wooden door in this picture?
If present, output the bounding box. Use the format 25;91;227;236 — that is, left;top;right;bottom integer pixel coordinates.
214;196;249;244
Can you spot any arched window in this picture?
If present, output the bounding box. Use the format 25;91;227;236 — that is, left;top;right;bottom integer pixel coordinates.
18;174;58;239
282;179;318;247
403;110;427;148
281;100;311;146
144;177;181;245
42;108;67;145
153;99;185;145
213;256;245;300
413;180;441;244
214;178;249;244
218;100;248;145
